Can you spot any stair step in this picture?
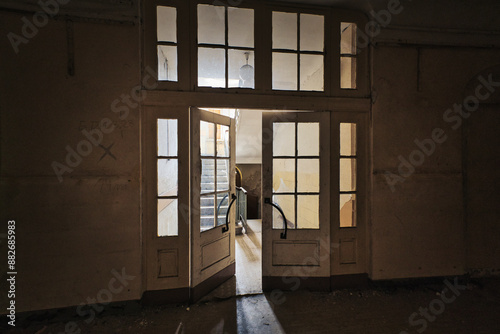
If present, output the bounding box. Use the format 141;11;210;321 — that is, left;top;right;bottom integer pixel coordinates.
235;225;243;235
201;163;229;171
200;206;228;215
202;176;228;182
201;183;229;191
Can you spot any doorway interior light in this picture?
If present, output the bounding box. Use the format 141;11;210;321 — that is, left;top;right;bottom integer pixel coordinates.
239;52;254;88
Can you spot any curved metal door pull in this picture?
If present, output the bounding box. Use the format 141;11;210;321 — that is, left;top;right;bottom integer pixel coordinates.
222;193;237;233
264;197;288;239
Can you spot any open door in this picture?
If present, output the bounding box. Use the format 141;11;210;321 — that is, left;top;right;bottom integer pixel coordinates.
262;112;331;290
190;107;236;301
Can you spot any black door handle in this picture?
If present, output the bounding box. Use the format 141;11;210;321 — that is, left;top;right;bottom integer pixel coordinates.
264;197;288;239
221;193;237;233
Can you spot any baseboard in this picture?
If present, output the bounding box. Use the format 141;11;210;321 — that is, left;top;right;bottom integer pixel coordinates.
331;273;370;289
262;273;371;291
262;276;331;291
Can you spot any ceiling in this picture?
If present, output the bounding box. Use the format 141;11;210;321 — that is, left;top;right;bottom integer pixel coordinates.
268;0;500;32
2;0;499;32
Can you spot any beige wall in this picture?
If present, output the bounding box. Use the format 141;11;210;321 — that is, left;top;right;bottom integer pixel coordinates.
0;11;142;311
1;0;500;313
370;46;500;279
237;164;262;219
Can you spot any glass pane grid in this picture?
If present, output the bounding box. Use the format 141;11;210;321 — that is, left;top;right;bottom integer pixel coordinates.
339;122;357;228
157;6;177;82
197;5;255;89
157;118;179;237
200;120;232;233
272;121;320;230
340;22;357;89
272;11;324;92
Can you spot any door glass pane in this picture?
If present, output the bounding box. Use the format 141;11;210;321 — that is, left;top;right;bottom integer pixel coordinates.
340;57;357;89
340;123;357;156
272;52;297;90
297;122;319;156
340;194;356;227
228;7;254;48
158;198;178;236
158;159;178;196
217;124;230;157
200;194;215;232
157;119;177;156
228;50;254;89
157;45;177;82
216;192;230;226
217;159;230;191
297;159;319;193
300;14;323;52
272;195;295;229
340;22;357;55
198;48;225;88
300;54;324;91
157;6;176;42
273;159;295;193
340;158;356;191
297;195;319;229
201;159;215;194
198;4;225;45
272;12;297;50
273;122;295;156
200;121;215;156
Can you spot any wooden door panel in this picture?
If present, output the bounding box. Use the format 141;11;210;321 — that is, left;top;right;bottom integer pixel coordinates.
262;112;331;283
190;108;236;297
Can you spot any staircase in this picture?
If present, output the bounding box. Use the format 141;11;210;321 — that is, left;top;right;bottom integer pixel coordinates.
200;159;230;231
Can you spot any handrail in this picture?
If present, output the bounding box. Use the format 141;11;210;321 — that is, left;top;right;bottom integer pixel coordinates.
264;198;288;239
235;185;247;194
236;186;247;234
222;193;237;233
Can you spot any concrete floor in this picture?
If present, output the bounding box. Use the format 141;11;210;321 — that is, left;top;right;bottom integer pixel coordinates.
7;277;500;333
198;219;262;302
235;219;262;295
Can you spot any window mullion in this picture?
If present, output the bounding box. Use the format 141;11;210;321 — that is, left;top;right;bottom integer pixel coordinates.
297;13;300;91
294;122;298;229
225;7;229;88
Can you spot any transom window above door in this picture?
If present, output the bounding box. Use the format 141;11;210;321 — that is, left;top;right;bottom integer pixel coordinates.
272;11;325;91
157;6;178;82
149;1;367;95
197;4;255;89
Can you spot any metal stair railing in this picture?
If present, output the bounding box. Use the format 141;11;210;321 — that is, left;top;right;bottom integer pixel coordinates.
236;186;247;233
